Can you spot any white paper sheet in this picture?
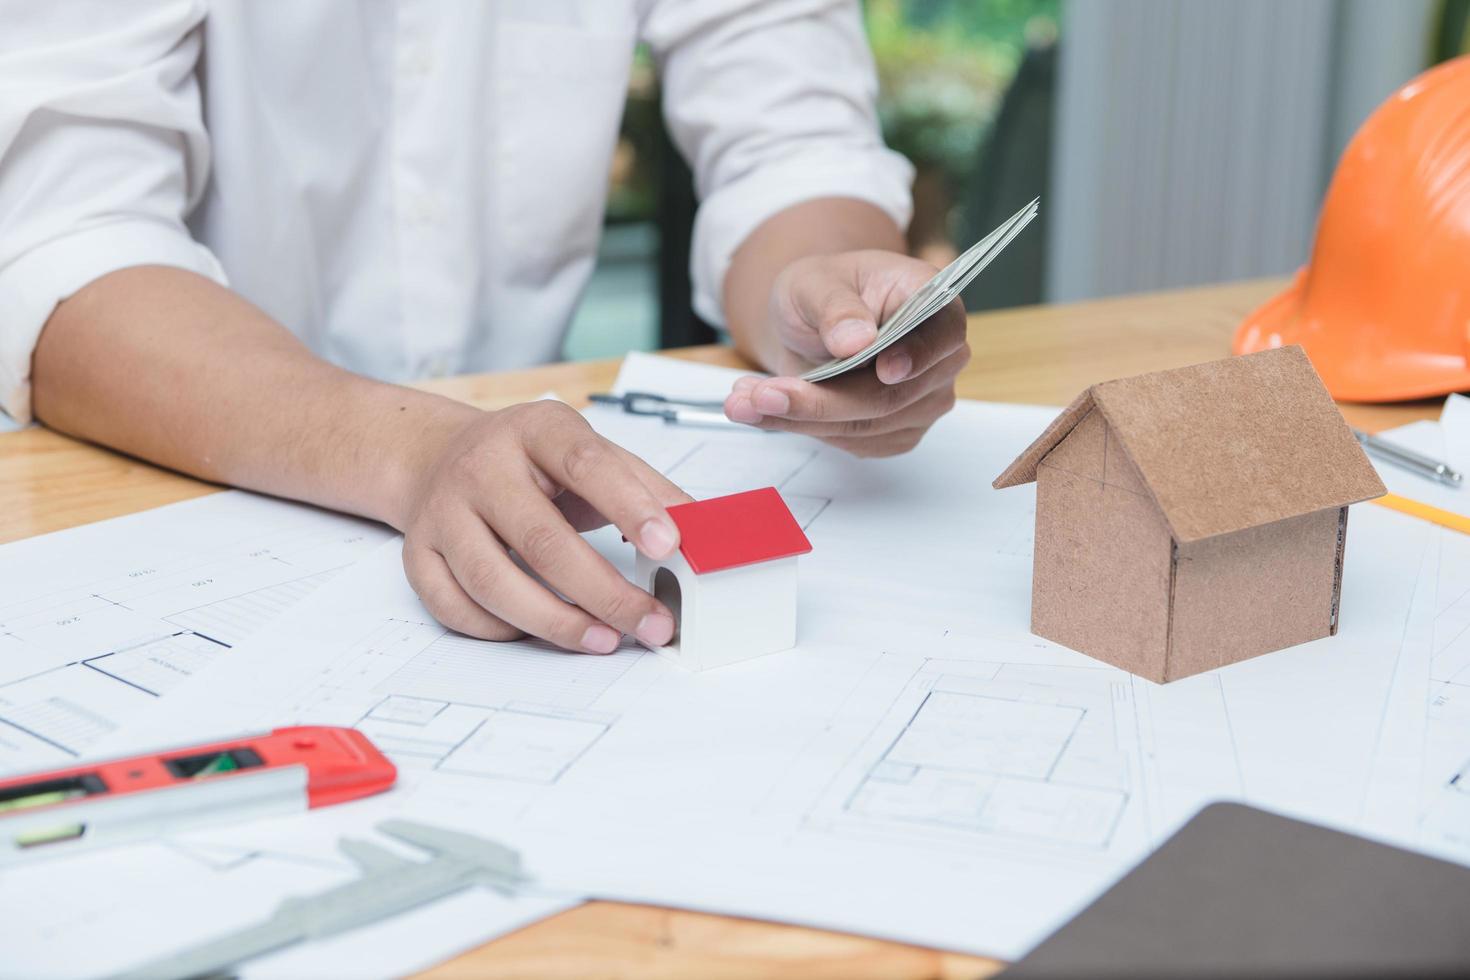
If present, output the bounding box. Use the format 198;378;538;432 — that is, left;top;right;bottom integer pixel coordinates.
0;491;395;774
1372;399;1470;862
0;830;574;980
0;492;575;979
88;353;1437;962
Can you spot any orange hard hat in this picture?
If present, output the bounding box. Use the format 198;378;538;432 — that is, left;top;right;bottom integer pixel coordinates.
1234;55;1470;402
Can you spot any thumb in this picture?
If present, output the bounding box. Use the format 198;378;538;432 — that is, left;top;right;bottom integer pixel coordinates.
817;301;879;359
786;264;879;360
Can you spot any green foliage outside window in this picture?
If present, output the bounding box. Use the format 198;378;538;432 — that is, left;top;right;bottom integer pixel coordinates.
866;0;1060;185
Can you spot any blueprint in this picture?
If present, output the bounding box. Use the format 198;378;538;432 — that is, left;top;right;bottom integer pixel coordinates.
1415;526;1470;860
88;353;1440;961
1376;401;1470;862
0;492;396;774
0;491;576;979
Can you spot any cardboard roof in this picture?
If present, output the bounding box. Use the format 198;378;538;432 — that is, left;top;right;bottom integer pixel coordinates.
668;487;812;574
992;346;1386;543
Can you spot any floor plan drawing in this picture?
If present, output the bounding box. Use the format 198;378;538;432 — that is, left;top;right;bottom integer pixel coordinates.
83;632;228;697
357;694;611;784
1380;410;1470;859
0;493;392;772
162;569;338;647
1410;526;1470;859
806;657;1140;858
316;617;642;713
215;617;634;790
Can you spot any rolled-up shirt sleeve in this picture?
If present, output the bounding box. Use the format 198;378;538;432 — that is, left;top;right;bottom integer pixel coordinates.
0;0;225;423
640;0;914;328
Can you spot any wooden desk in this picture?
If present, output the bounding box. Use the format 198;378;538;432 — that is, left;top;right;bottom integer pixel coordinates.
0;277;1445;977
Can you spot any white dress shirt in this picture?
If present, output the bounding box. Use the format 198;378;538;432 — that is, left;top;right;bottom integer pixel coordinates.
0;0;912;423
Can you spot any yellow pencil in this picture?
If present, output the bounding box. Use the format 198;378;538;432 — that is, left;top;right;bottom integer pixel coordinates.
1370;492;1470;535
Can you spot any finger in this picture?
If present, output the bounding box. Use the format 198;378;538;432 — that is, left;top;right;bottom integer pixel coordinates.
521;407;681;560
821;425;929;458
786;261;879;359
742;384;958;439
873;298;968;385
607;444;695;509
403;542;525;642
729;344;968;426
555;448;693;532
484;485;677;648
439;517;626;654
552;489;607;534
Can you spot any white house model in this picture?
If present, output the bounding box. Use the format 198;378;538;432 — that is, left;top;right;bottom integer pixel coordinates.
633;486;812;671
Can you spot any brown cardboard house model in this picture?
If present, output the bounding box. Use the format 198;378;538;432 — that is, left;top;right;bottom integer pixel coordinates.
993;346;1385;683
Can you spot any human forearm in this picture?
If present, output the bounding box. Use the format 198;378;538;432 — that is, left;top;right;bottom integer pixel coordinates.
31;266;476;529
722;196;905;371
33;265;690;654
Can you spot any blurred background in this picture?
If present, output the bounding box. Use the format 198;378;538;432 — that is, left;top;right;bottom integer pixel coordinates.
563;0;1470;361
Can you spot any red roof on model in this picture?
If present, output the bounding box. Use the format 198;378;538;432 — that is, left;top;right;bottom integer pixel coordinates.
667;487;813;574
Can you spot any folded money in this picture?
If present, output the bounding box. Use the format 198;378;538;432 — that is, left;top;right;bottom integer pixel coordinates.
801;198;1040;383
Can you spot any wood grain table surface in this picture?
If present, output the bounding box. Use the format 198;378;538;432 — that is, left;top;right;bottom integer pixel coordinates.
0;276;1443;978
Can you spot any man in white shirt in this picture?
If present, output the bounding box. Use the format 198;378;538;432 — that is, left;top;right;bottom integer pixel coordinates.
0;1;969;655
